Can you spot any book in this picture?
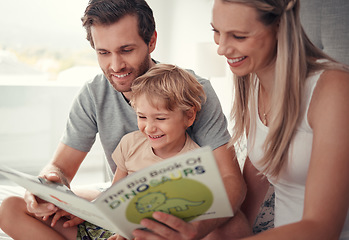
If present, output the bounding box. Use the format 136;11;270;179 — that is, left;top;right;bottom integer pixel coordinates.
0;146;233;239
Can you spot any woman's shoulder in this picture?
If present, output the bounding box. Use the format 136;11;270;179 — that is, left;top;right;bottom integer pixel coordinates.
316;68;349;93
307;68;349;128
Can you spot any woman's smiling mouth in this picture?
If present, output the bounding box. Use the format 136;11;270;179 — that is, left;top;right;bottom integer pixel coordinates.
227;56;247;64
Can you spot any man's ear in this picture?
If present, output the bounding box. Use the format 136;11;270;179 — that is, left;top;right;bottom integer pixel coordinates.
186;107;197;128
149;30;157;53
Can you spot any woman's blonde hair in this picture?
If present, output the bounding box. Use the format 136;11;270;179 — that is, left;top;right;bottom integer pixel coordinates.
223;0;347;177
130;64;206;115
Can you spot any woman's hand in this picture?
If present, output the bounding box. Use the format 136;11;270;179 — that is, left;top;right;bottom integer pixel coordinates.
132;212;198;240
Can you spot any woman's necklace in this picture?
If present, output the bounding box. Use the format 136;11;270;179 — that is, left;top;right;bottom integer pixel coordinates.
262;110;268;126
259;85;271;126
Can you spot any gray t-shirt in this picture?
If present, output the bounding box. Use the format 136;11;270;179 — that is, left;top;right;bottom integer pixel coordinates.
61;68;230;180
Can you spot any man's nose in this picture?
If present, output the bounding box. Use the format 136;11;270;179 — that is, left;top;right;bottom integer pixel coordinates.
110;54;126;72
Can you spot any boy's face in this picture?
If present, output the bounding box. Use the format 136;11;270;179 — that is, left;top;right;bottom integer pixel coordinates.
135;94;193;158
91;15;156;100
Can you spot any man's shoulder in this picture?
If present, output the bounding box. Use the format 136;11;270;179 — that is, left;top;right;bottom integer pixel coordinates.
79;73;122;99
184;68;210;85
85;73;110;88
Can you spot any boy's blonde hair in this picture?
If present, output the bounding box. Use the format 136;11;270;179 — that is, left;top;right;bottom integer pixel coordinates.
131;64;206;114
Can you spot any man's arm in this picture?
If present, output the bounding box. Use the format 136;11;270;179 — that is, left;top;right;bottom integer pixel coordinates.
40;142;87;185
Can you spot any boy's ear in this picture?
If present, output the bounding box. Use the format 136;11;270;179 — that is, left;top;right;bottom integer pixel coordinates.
186;107;197;128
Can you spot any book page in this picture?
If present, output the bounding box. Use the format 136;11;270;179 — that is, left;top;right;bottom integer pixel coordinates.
0;167;116;232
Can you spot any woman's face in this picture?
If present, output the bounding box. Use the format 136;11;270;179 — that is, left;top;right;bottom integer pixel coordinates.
211;0;278;77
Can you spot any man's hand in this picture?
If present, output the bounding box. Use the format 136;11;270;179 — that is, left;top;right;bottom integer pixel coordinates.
24;171;65;217
24;143;87;219
24;190;58;217
50;209;84;228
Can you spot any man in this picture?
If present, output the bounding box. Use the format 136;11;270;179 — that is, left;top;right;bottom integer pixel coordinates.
25;0;246;239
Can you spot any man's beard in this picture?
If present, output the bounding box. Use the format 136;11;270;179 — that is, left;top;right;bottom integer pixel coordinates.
106;55;151;93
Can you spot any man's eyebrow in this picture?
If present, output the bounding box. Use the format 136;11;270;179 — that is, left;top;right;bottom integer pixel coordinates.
95;44;137;52
120;44;137;49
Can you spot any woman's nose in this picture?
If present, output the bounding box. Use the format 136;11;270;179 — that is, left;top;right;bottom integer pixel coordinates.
217;35;232;56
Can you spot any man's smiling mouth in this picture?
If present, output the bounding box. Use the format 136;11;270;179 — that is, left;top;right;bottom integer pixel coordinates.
112;72;131;78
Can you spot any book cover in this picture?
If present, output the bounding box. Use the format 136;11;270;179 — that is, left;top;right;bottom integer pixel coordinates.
0;146;234;239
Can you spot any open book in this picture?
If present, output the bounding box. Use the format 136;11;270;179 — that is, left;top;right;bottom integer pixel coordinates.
0;146;233;239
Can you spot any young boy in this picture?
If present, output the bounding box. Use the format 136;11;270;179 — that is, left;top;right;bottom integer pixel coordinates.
0;64;206;240
112;63;206;176
106;64;206;239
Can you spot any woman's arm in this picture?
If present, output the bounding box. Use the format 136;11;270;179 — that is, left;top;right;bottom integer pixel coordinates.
241;157;270;227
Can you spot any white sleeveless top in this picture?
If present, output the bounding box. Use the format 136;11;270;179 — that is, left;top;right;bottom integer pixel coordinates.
248;70;349;239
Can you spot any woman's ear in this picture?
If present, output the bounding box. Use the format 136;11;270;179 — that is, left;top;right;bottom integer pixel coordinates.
185;107;197;128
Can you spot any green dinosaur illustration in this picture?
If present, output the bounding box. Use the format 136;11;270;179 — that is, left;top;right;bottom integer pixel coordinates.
135;192;205;214
126;178;213;223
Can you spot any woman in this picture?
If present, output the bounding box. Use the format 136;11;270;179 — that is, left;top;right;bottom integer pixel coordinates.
210;0;349;239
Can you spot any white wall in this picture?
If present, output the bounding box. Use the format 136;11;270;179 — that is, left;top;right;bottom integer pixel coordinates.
0;0;234;184
148;0;215;69
148;0;233;122
0;83;105;185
